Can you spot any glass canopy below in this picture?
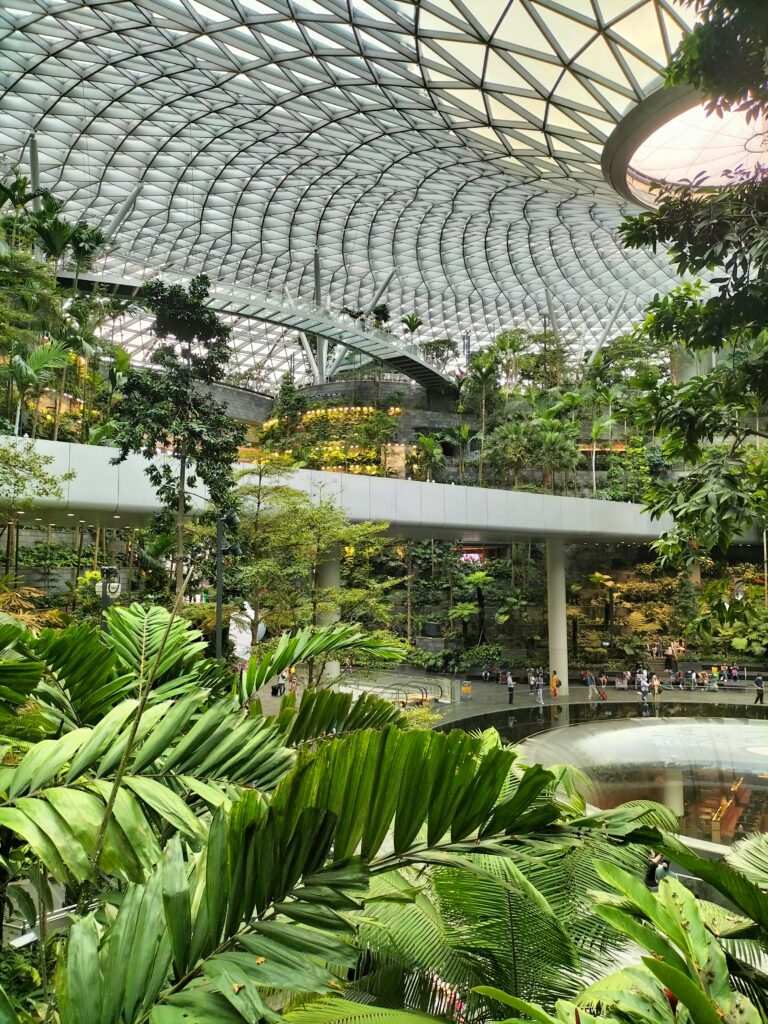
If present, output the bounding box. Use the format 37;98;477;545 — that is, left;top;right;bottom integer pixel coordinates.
523;715;768;845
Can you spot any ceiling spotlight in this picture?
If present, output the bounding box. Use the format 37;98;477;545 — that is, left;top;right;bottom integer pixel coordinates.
113;514;121;519
66;512;75;517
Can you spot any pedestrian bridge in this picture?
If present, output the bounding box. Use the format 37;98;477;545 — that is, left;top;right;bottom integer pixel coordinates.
8;439;675;693
17;439;670;544
58;272;455;394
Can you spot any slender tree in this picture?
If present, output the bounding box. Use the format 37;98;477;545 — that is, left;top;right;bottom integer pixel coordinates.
112;275;245;594
442;423;475;482
463;352;500;484
400;312;423;338
413;433;444;482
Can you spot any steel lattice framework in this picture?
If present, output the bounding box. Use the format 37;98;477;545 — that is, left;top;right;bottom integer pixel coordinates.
0;0;692;388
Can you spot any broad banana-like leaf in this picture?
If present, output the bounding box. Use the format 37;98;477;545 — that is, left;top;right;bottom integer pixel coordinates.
655;834;768;936
589;865;762;1024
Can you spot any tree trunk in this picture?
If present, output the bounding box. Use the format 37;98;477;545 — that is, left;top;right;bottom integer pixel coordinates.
4;522;13;577
175;451;186;596
13;398;22;436
53;362;68;442
406;541;413;644
126;532;134;597
479;394;485;484
31;394;41;439
72;526;85;607
92;527;100;570
5;521;17;579
591;443;597;495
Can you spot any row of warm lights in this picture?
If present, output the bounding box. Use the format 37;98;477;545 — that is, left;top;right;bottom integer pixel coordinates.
308;443;378;453
319;465;380;476
301;406;402;419
41;388;85;406
261;407;403;432
13;511;121;523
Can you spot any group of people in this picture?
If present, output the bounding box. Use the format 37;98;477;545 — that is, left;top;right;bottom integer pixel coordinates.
271;664;298;697
499;667;562;705
649;639;686;669
484;661;767;707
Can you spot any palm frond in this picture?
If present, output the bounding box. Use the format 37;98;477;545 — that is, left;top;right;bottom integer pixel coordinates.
282;689;404;745
239;625;403;702
282;999;439;1022
726;833;768;887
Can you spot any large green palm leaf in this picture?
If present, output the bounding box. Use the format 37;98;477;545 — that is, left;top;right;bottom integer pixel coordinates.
0;614;412;886
46;727;661;1024
0;691;293;883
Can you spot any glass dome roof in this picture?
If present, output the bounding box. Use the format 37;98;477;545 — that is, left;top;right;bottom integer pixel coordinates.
0;0;692;387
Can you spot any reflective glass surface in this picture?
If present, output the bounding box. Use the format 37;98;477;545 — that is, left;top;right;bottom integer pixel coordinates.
444;702;768;845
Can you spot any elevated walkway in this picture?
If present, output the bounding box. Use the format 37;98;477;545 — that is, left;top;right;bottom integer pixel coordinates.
57;272;456;394
7;438;674;696
12;439;672;543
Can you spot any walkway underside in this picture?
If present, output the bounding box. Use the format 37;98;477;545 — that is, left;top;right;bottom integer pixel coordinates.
58;272;456;394
11;438;676;701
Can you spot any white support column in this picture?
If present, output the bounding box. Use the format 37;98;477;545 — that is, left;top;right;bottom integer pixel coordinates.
546;537;569;695
663;769;685;820
317;546;341;681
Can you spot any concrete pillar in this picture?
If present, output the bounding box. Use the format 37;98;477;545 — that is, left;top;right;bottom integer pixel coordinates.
317;546;341;681
547;537;569;695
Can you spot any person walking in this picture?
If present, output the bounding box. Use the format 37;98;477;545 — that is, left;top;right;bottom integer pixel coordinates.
597;671;609;700
639;676;650;704
506;670;516;705
754;674;764;705
535;672;544;706
586;669;599;702
550;669;559;699
651;673;661;701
